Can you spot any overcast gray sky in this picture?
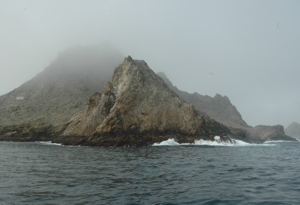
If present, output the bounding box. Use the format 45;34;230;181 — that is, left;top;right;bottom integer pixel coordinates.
1;0;300;128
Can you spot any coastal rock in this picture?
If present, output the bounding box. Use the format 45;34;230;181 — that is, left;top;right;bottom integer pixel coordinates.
285;122;300;139
63;56;230;146
157;72;296;142
250;125;295;142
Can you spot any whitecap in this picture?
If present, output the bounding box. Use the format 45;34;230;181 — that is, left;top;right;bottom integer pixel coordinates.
153;138;180;146
153;136;275;147
36;141;63;146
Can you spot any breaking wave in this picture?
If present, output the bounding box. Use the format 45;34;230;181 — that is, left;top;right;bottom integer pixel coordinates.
264;140;299;144
36;141;63;146
153;136;275;147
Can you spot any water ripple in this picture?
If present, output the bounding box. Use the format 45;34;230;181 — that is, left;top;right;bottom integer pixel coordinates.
0;141;300;204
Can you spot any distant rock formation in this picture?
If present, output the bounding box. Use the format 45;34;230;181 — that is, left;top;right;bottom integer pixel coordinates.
157;72;296;142
250;125;289;141
157;72;249;129
285;122;300;139
0;45;124;141
63;56;231;146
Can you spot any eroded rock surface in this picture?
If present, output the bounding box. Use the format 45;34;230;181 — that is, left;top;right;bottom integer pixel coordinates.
63;56;230;146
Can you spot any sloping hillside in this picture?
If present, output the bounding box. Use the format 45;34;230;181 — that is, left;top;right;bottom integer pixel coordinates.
0;45;123;138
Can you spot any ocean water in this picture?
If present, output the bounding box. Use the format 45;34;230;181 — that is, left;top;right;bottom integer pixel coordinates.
1;139;300;205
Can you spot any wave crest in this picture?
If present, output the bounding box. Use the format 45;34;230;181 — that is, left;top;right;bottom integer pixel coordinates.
153;136;275;147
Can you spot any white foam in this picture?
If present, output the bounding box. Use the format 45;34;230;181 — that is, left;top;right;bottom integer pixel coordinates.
36;141;63;146
263;140;298;144
153;138;180;146
194;138;243;147
153;136;275;147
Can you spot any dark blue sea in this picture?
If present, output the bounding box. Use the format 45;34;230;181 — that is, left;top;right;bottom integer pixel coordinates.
1;139;300;205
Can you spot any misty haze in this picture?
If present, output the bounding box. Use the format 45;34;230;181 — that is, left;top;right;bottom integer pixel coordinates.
1;1;300;204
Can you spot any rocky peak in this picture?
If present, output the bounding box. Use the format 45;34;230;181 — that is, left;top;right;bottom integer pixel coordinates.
285;122;300;139
63;57;230;146
213;94;230;104
156;72;249;129
156;72;174;88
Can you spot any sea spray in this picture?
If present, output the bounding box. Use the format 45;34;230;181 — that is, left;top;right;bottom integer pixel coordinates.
35;141;63;146
153;136;276;147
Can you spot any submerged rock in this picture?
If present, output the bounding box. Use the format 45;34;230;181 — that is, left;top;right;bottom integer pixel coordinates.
63;56;230;146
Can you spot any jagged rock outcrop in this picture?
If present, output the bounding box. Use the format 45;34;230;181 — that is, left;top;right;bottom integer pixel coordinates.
285;122;300;139
157;72;296;142
0;45;124;141
157;72;249;129
63;56;231;146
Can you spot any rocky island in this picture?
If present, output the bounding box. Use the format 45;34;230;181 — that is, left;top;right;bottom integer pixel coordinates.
0;46;296;146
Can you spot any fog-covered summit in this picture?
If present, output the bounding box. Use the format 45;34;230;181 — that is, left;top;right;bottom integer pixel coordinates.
0;45;123;134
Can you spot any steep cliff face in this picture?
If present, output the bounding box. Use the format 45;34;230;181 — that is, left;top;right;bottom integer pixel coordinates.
0;45;123;140
285;122;300;139
157;72;295;142
63;57;230;146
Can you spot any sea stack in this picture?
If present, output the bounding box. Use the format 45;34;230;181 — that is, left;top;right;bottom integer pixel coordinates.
63;56;230;146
